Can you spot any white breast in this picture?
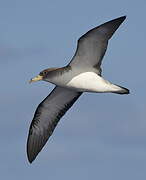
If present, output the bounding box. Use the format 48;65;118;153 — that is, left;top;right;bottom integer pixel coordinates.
66;72;114;92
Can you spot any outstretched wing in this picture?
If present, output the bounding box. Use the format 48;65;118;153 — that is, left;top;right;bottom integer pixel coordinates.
69;16;126;73
27;86;82;163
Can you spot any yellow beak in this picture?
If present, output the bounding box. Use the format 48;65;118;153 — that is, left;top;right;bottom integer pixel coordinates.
29;75;43;83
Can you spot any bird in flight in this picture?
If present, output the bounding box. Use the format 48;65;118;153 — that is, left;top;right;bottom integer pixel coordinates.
27;16;129;163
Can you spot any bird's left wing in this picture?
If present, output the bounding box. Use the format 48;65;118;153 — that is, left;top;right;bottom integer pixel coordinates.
27;86;82;163
69;16;126;73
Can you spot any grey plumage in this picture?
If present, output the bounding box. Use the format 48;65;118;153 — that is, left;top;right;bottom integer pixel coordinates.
27;16;128;163
69;16;126;74
27;87;82;163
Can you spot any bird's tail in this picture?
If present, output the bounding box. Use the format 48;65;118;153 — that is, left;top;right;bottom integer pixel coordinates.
111;84;130;95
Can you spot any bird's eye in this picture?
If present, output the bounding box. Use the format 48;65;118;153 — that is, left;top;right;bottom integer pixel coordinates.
40;71;47;76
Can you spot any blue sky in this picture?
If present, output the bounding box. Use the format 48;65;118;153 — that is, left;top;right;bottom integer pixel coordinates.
1;0;146;179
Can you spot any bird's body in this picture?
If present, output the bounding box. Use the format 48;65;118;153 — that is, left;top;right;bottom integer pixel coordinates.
43;67;127;93
65;71;125;93
27;16;129;163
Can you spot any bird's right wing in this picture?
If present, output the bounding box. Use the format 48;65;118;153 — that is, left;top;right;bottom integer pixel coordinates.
69;16;126;73
27;86;82;163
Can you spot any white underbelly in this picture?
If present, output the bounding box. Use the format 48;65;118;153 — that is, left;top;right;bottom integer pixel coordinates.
65;72;115;92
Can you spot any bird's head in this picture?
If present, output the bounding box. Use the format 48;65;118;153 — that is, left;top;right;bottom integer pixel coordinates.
29;68;58;83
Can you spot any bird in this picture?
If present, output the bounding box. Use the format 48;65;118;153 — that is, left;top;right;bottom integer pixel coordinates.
27;16;129;163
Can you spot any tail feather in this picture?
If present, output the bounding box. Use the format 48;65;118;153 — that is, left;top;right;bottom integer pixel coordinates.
112;84;130;95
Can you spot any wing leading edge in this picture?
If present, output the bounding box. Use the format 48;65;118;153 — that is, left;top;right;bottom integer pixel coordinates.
27;86;82;163
69;16;126;72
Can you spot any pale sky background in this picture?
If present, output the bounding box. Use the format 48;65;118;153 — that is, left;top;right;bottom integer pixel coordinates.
1;0;146;179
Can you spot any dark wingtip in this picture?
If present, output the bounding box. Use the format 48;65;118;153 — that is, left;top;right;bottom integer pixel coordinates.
27;150;38;164
27;150;34;164
27;154;34;164
117;16;126;23
28;159;33;164
119;15;126;20
97;15;127;40
110;15;126;25
27;136;37;164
